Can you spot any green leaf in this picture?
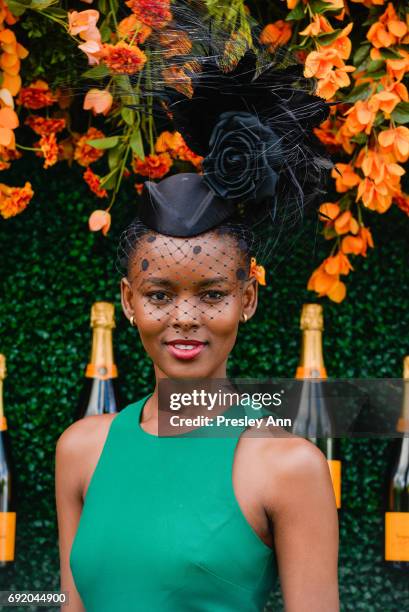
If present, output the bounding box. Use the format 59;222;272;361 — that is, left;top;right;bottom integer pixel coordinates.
81;64;110;80
391;101;409;124
130;129;145;159
44;6;66;17
121;107;135;126
341;82;372;103
108;144;125;171
86;136;119;149
366;59;384;73
285;3;305;21
353;44;371;68
378;47;403;60
350;133;368;144
30;0;57;8
6;0;29;16
316;29;343;46
309;0;343;13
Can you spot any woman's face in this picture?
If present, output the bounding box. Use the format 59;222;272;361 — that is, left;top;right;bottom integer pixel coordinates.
121;230;258;380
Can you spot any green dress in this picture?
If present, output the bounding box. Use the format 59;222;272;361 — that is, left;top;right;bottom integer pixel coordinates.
69;393;278;610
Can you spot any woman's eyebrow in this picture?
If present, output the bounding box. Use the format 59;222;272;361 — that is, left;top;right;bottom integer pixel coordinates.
140;276;229;288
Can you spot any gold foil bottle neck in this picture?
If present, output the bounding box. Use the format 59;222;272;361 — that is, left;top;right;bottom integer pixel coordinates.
403;356;409;379
90;302;116;329
0;354;6;380
300;304;324;331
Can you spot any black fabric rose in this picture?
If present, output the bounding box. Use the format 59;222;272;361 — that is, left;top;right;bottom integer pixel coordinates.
202;111;284;203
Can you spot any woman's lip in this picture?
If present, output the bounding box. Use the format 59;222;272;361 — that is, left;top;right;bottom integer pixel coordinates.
166;342;207;361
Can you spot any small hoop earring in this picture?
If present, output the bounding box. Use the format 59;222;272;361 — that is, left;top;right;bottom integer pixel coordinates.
130;315;136;327
242;313;248;323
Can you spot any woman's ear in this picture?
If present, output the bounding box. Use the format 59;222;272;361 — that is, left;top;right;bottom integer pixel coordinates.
120;276;134;320
242;277;258;322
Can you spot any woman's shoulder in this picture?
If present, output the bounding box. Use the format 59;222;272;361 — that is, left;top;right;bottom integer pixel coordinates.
254;433;334;514
55;413;119;478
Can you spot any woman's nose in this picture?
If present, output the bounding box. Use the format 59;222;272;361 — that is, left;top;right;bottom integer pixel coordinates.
171;296;200;328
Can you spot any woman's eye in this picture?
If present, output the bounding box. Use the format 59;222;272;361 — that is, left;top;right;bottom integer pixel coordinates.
201;290;226;301
146;291;172;303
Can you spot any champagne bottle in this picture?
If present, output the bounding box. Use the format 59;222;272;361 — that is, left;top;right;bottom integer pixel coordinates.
293;304;341;509
384;356;409;570
0;355;16;567
75;302;122;419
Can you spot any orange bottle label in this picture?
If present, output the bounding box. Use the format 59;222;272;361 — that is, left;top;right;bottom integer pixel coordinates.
385;512;409;561
0;511;16;561
296;366;327;379
85;363;118;380
0;416;7;431
327;459;341;509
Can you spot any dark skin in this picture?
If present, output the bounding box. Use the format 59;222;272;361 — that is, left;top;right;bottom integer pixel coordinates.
56;230;339;611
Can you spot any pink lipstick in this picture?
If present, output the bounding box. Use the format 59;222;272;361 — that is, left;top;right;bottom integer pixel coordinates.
165;340;208;361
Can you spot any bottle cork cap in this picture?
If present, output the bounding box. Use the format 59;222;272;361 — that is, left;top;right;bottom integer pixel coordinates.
0;354;6;380
90;302;116;329
403;356;409;379
300;304;324;331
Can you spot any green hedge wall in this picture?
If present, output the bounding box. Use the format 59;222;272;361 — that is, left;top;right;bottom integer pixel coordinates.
0;158;409;611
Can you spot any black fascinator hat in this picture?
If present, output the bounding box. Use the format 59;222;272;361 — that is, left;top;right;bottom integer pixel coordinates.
130;2;335;248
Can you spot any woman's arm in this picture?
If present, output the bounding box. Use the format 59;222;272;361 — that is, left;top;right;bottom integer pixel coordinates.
55;422;87;612
263;437;339;612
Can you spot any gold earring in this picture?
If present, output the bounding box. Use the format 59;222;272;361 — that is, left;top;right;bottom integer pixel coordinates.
130;315;135;327
242;313;248;323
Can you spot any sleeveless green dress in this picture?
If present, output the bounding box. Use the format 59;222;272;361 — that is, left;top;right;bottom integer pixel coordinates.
69;393;278;611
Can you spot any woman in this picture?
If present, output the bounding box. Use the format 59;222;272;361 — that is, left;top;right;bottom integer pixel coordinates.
56;11;339;611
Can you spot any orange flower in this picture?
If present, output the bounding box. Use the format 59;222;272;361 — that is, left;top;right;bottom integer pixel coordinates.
323;251;353;275
117;14;152;43
355;176;394;212
133;152;172;179
35;133;59;169
68;10;101;40
342;99;379;136
101;42;147;74
74;127;105;167
341;226;374;256
155;130;185;154
0;144;20;171
378;126;409;163
155;131;203;168
83;88;113;115
249;257;266;285
367;3;407;48
78;39;103;66
88;209;111;235
83;167;108;198
334;210;359;235
25;116;66;136
385;50;409;82
0;181;34;219
125;0;172;30
57;136;76;165
319;202;341;222
135;182;144;195
17;80;56;109
355;148;405;185
322;22;353;60
299;14;332;37
332;163;361;193
307;261;346;303
158;30;192;58
370;90;401;115
260;21;292;49
304;48;345;79
0;106;18;148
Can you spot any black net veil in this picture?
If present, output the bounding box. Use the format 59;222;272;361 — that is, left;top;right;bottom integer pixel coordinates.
113;0;336;327
115;215;272;326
